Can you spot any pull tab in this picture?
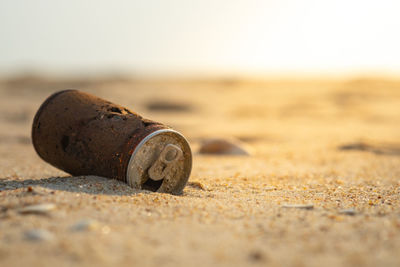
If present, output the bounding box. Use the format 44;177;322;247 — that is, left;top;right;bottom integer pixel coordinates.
148;144;183;181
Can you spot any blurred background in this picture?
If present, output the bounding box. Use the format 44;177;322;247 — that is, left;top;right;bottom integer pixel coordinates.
0;0;399;155
1;0;400;77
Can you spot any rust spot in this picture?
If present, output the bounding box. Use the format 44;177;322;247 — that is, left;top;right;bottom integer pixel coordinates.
32;90;168;182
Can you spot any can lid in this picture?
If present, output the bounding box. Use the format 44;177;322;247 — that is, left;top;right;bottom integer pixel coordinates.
126;129;192;194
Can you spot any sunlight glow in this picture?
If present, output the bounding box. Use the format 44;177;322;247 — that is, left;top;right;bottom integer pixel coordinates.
0;0;399;75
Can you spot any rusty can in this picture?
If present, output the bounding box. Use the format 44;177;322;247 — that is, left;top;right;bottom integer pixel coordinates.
31;90;192;194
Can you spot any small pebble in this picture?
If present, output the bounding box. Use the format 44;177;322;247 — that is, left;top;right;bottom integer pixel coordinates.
248;251;265;262
339;209;357;216
70;219;99;232
101;226;111;235
187;181;207;191
18;203;56;215
199;138;250;155
282;204;314;210
24;229;54;241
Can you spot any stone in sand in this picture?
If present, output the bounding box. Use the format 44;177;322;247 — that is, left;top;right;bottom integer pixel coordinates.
199;138;250;155
18;203;56;215
339;209;357;216
282;204;314;210
24;229;54;241
146;100;192;112
70;219;99;231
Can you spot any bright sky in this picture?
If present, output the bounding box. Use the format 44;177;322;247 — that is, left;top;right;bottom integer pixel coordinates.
1;0;400;76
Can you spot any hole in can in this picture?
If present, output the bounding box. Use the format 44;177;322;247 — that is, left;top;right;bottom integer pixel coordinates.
142;178;163;192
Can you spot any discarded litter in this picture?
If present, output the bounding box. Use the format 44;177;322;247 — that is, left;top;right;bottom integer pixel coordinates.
32;90;192;195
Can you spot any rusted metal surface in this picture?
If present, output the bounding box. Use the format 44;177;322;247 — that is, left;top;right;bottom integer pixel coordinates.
32;90;192;194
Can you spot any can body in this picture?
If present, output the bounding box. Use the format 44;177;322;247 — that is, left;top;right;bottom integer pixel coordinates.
32;90;192;194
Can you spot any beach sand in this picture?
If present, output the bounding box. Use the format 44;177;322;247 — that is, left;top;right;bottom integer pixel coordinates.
0;75;399;266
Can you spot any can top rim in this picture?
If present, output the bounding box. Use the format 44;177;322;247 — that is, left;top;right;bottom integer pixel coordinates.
126;129;192;195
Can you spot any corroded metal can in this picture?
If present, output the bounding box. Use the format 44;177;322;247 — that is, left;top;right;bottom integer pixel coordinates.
31;90;192;194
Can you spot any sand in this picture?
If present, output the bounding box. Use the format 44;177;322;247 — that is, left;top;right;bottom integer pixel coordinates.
0;75;399;267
